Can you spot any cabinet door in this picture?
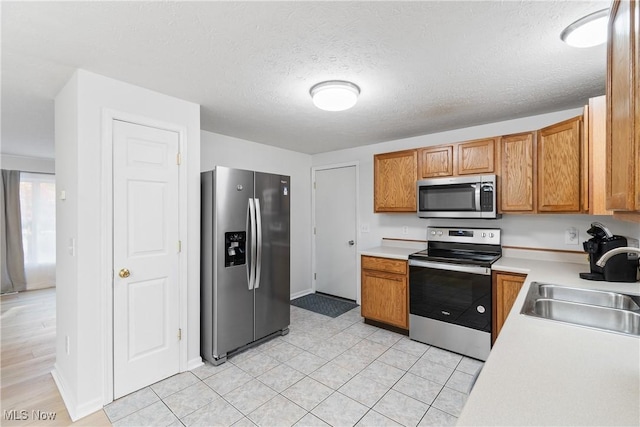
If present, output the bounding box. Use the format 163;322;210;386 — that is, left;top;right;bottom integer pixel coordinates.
457;138;497;175
418;145;453;178
587;96;613;215
607;0;639;211
500;133;535;212
492;272;526;344
374;150;417;212
361;269;408;329
361;256;407;275
537;116;584;212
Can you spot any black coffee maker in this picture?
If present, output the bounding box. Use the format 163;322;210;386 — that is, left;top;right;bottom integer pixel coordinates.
580;222;639;282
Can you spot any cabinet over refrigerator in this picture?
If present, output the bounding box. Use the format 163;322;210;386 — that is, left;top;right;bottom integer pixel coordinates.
201;167;290;365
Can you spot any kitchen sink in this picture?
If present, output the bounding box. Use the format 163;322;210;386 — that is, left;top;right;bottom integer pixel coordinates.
521;282;640;337
527;299;640;336
537;284;640;310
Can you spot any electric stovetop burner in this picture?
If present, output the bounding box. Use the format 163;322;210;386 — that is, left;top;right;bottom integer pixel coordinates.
409;226;502;267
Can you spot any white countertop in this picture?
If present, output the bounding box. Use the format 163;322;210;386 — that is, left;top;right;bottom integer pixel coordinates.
459;256;640;426
359;239;427;260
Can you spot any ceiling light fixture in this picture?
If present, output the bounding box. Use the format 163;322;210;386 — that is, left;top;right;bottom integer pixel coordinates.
310;80;360;111
560;9;609;48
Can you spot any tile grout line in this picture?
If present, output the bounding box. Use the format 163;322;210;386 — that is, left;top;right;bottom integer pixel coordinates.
108;306;474;426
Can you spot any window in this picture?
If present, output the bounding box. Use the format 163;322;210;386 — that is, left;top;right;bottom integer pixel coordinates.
19;173;56;266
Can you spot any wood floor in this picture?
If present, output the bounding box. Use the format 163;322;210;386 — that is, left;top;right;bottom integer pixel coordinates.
1;288;111;426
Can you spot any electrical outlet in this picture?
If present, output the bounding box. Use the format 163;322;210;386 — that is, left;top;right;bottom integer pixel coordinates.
360;223;370;233
402;226;409;235
565;227;579;245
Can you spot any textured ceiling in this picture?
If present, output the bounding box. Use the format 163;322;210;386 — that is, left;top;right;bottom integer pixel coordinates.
1;1;609;158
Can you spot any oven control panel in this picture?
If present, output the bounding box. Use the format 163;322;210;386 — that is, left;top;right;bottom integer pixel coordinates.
427;227;501;245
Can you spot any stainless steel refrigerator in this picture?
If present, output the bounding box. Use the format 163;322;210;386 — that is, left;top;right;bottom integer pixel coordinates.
201;167;290;365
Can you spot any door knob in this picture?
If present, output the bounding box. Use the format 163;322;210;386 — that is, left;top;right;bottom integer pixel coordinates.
119;268;130;278
348;240;355;246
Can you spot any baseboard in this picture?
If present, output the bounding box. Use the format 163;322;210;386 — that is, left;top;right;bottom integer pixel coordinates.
187;357;204;371
290;288;314;300
52;366;103;422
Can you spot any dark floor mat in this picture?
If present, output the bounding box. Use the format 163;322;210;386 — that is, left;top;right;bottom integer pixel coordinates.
291;293;358;318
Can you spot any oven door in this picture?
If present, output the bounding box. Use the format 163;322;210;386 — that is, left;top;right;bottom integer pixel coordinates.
409;260;491;332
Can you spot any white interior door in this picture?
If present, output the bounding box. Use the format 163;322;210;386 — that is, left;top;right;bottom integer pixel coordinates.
314;165;357;300
113;120;180;399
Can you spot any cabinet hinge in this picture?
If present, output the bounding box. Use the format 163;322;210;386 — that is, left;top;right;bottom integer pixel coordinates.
178;328;182;340
176;152;182;165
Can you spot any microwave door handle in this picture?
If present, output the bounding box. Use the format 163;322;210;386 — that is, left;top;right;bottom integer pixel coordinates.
474;184;481;211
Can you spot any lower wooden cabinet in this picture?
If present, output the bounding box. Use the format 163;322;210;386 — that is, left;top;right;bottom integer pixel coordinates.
492;272;527;344
361;256;408;329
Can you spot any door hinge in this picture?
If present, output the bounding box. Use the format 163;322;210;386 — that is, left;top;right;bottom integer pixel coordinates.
313;182;316;190
178;328;182;340
314;273;317;280
176;152;182;165
314;227;316;235
178;240;182;253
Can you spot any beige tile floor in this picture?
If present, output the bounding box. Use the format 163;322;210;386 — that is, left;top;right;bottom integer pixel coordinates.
105;305;483;427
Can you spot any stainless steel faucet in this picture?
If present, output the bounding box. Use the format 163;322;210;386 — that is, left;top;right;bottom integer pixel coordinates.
596;247;640;267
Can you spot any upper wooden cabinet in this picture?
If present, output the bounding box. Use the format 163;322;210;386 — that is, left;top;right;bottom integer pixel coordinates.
606;0;640;213
586;96;612;215
374;149;417;212
537;116;585;213
418;145;453;178
500;132;536;212
457;137;498;175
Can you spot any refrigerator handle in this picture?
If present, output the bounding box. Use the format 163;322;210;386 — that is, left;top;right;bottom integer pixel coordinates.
247;198;257;290
254;198;262;289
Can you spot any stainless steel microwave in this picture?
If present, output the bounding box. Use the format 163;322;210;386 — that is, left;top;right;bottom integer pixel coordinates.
417;175;500;219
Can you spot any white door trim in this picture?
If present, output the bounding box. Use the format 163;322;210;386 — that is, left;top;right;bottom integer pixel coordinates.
100;109;189;405
311;162;360;304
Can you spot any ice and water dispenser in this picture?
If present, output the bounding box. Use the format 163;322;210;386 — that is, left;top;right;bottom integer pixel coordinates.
225;231;246;267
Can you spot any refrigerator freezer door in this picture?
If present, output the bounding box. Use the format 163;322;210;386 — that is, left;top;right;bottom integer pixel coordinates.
212;167;255;358
254;172;291;341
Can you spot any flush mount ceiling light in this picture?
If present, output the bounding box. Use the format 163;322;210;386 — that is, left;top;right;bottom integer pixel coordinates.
560;9;609;48
310;80;360;111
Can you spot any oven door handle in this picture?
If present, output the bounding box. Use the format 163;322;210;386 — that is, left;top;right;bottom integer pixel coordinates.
409;259;491;276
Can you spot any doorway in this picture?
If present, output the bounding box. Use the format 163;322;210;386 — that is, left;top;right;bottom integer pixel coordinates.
111;120;181;398
312;163;358;301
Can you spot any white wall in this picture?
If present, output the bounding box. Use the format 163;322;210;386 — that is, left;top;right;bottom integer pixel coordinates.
201;131;313;297
54;69;200;420
0;154;55;173
312;108;640;252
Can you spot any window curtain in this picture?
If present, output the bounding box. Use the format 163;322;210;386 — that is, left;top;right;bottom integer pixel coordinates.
1;169;27;293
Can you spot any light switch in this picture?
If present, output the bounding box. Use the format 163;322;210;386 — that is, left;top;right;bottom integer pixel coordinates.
59;190;66;200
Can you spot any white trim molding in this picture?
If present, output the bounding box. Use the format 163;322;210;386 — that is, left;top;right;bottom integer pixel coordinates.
52;365;102;421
